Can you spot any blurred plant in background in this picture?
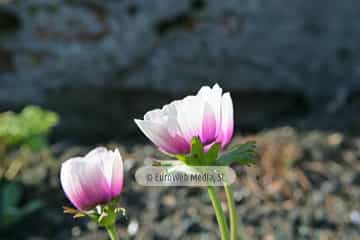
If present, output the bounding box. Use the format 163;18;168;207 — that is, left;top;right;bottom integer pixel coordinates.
0;105;59;152
0;181;43;230
0;106;59;230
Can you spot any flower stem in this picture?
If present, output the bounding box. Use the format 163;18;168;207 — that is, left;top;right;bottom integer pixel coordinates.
207;186;230;240
224;184;238;240
106;225;119;240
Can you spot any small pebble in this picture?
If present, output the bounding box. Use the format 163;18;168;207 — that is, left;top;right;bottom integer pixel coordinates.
350;211;360;225
327;133;343;146
87;221;98;231
71;226;81;237
127;219;139;236
162;194;177;207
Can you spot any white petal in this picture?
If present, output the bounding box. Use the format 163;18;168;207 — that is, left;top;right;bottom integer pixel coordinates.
144;108;166;123
135;119;176;153
60;156;110;210
219;92;234;146
135;118;190;154
86;147;123;196
201;102;217;143
60;157;86;209
85;146;108;158
197;84;222;136
108;149;124;197
172;96;205;142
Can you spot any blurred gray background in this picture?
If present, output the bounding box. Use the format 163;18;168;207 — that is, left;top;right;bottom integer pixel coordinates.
1;0;359;141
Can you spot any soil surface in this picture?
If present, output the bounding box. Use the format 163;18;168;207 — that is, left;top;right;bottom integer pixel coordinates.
1;127;359;240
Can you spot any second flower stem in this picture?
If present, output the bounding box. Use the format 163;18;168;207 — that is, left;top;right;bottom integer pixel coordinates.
224;184;238;240
106;225;119;240
207;186;230;240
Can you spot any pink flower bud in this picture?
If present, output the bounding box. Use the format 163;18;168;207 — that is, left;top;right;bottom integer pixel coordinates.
60;147;124;211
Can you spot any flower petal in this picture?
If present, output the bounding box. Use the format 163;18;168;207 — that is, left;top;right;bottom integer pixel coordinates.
198;84;222;136
61;157;111;210
86;147;124;198
108;149;124;198
201;102;217;144
135;119;190;154
172;96;204;142
217;92;234;147
60;157;87;210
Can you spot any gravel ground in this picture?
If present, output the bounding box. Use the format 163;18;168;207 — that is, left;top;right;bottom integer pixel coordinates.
1;127;359;240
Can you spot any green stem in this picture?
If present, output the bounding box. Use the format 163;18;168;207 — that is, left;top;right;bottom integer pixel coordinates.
106;225;119;240
224;184;238;240
207;186;230;240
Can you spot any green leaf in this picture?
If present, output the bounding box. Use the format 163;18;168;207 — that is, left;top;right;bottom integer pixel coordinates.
0;105;59;149
152;160;175;167
176;137;223;166
205;143;221;165
18;199;43;216
176;136;205;165
189;136;205;165
0;182;43;228
23;135;48;150
216;141;257;166
1;182;22;209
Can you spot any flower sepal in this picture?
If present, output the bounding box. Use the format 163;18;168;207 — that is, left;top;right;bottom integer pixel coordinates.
175;136;221;166
63;206;87;218
172;137;256;167
63;198;126;228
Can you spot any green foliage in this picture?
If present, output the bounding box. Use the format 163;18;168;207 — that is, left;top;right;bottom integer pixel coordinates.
0;106;58;230
216;141;257;166
0;105;59;150
0;106;59;181
176;137;221;166
174;137;257;167
0;181;43;229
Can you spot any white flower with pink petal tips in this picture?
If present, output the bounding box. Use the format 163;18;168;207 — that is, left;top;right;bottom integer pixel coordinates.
135;84;234;155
